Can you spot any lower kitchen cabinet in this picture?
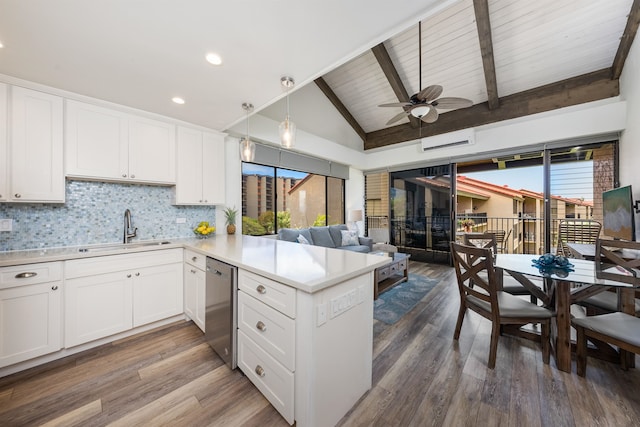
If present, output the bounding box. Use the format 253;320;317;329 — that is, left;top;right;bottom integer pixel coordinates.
184;249;206;332
0;262;63;368
65;249;183;348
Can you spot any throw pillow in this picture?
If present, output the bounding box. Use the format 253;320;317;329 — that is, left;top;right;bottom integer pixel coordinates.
297;234;310;244
341;230;359;246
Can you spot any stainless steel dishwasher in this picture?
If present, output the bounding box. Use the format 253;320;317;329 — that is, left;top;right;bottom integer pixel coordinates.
205;257;237;369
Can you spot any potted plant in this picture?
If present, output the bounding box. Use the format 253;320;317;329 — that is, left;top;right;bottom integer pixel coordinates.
459;218;475;233
224;206;238;234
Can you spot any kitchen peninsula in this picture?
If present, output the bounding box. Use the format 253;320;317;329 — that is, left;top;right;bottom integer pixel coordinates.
0;235;389;426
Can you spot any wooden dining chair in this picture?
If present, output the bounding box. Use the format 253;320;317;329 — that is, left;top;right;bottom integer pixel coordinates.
487;229;507;253
556;219;602;258
450;242;553;369
572;238;640;376
463;233;539;303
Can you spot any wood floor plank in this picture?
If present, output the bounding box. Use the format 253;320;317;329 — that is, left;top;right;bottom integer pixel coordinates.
2;261;640;426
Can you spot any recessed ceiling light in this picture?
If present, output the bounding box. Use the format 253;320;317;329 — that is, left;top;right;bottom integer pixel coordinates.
0;41;4;48
205;53;222;66
172;97;185;105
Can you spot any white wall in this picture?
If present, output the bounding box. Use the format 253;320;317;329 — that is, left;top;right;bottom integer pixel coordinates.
619;34;640;239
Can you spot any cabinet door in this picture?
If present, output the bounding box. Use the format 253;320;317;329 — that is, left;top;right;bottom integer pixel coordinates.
133;262;183;327
0;83;7;201
0;281;62;368
184;264;205;332
65;100;128;180
201;132;225;205
128;116;176;184
10;86;64;202
175;126;204;204
65;272;133;348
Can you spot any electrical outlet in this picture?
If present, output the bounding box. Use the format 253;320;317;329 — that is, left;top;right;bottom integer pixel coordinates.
0;219;12;232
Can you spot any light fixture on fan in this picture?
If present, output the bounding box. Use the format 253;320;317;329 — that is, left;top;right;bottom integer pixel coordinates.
239;103;255;162
279;76;296;148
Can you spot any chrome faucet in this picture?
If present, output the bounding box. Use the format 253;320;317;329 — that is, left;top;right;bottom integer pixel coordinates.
123;209;137;243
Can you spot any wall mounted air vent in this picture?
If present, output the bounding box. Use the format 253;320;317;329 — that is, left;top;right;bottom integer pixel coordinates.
421;129;475;152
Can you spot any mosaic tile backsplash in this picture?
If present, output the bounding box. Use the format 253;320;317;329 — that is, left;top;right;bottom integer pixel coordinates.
0;180;216;252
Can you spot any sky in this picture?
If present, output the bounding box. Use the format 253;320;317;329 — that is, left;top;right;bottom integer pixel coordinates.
242;163;308;179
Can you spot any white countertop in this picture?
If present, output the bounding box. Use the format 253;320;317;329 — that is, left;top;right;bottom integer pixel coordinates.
0;235;390;293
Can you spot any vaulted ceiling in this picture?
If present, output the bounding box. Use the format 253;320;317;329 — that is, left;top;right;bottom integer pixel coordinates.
289;0;640;151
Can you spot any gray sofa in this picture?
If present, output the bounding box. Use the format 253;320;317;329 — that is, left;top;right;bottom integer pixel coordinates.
277;224;373;253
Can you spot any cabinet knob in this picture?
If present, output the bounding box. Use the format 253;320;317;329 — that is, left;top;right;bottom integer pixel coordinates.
256;285;267;294
14;193;21;198
255;365;266;377
199;200;203;203
127;274;132;278
135;272;140;276
122;174;127;178
256;321;267;332
15;272;37;279
131;174;136;179
191;256;197;262
203;200;208;203
190;269;197;274
51;285;58;291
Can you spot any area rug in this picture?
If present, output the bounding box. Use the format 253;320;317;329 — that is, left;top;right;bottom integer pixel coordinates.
373;274;440;325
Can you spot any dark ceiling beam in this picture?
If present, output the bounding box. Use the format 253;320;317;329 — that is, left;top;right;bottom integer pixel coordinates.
611;0;640;79
365;68;619;150
314;77;367;141
371;43;421;128
473;0;499;110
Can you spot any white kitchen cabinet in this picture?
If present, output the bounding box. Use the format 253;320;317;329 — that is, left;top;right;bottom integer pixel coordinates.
0;262;63;368
9;86;64;202
0;83;7;202
184;249;206;332
174;127;225;205
65;100;176;184
65;249;183;347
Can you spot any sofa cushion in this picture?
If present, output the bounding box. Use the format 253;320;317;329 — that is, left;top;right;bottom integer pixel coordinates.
297;234;310;244
279;228;314;245
341;230;359;246
310;227;336;248
339;245;371;253
329;224;349;247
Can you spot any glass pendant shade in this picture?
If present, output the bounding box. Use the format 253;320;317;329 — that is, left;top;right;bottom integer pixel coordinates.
239;137;255;162
410;105;431;118
279;116;296;148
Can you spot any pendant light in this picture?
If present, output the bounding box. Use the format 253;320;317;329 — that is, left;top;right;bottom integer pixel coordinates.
279;76;296;148
239;102;255;162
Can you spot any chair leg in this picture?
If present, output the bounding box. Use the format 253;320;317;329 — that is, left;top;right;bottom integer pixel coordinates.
576;325;587;376
488;323;500;369
454;303;466;340
541;320;550;364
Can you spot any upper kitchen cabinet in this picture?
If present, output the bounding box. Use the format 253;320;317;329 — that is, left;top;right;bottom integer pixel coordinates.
66;100;176;185
174;126;225;205
0;83;7;202
8;86;65;203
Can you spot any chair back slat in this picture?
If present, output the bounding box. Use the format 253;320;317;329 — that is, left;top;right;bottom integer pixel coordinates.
450;242;498;309
557;219;602;257
595;238;640;285
464;232;498;255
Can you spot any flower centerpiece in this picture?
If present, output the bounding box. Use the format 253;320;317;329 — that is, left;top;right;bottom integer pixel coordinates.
223;206;238;235
193;221;215;238
459;218;475;232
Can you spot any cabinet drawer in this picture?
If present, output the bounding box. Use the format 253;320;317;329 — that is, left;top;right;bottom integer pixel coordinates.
389;263;399;274
376;266;390;280
184;249;206;270
238;290;295;370
66;248;182;279
238;270;296;318
398;259;407;270
0;262;63;289
238;330;294;424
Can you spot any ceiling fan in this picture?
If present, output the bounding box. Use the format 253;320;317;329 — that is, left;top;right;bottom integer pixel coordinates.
379;21;473;126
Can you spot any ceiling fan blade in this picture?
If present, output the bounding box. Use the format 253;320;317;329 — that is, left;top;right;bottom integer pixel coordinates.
386;111;410;125
378;102;411;108
433;97;473;109
421;105;439;123
416;85;443;102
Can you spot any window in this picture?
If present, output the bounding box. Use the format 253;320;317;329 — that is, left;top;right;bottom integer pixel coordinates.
242;163;345;235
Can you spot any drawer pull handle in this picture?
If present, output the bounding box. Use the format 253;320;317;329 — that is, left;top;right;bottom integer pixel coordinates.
191;256;198;262
255;365;266;377
127;274;132;278
135;272;140;277
256;285;267;294
51;285;58;291
256;321;267;332
191;269;197;274
15;272;37;279
14;193;22;198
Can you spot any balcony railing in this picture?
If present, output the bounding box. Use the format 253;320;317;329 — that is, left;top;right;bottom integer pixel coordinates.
369;215;567;255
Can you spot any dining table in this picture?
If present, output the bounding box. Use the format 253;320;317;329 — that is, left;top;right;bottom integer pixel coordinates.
494;253;640;372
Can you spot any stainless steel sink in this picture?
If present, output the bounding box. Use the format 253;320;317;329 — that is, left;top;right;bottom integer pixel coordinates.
78;241;172;253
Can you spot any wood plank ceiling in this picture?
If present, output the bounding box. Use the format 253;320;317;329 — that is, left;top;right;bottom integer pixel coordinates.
315;0;640;150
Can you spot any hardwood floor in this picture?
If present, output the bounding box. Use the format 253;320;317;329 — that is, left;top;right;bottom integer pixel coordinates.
2;260;640;426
